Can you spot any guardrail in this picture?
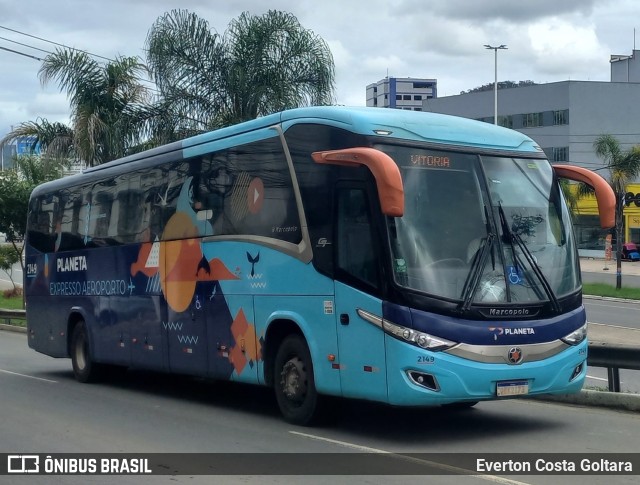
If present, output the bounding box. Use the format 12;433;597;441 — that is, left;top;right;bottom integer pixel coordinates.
0;309;637;392
0;308;26;325
588;343;640;392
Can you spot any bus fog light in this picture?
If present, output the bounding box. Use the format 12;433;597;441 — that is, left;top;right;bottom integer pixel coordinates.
570;362;584;381
407;371;439;391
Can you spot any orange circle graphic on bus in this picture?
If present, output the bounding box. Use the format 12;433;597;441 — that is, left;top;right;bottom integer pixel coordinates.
159;213;200;313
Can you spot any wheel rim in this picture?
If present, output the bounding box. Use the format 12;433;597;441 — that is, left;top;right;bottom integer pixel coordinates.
280;357;307;404
75;332;87;371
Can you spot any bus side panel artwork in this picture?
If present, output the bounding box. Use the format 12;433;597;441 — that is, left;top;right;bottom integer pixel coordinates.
213;294;258;384
128;294;166;372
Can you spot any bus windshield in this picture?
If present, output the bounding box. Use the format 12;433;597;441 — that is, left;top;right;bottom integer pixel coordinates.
378;144;579;304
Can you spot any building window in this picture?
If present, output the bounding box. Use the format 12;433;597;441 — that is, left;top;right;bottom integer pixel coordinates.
414;95;422;101
522;112;543;128
396;94;402;100
497;115;513;129
414;107;422;111
573;215;608;250
553;109;569;125
403;94;411;100
552;147;568;162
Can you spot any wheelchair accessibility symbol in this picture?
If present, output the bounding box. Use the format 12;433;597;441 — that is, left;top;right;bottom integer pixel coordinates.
507;266;522;285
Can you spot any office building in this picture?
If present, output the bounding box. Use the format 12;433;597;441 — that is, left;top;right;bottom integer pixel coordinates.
366;77;437;110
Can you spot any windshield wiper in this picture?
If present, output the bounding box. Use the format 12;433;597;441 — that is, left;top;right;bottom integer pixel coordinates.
460;233;495;312
498;202;519;273
511;231;562;313
497;203;561;314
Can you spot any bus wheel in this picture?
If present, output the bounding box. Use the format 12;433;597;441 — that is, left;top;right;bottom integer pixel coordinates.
70;321;103;383
274;335;319;425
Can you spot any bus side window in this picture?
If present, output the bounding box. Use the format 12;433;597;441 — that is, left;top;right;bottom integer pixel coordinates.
336;188;379;289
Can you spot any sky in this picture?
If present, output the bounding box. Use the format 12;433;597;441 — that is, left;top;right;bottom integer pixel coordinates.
1;0;639;141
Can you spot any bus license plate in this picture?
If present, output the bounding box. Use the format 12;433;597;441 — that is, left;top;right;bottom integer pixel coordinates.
497;380;529;397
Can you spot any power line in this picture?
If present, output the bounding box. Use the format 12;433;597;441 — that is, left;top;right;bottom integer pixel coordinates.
0;45;43;61
0;35;53;55
0;24;160;93
0;24;112;61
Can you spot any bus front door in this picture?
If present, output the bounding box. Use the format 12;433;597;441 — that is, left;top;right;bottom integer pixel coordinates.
334;283;387;401
333;186;388;402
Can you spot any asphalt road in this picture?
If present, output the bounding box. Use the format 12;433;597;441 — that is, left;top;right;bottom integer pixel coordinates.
1;330;640;485
581;271;640;289
584;298;639;329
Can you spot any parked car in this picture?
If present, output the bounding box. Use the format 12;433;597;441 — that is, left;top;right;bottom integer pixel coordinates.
622;242;640;261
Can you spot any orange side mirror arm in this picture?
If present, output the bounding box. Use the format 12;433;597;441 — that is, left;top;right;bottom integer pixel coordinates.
312;147;404;217
553;164;615;229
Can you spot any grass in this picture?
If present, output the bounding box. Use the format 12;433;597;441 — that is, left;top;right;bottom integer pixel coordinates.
0;293;25;310
0;292;26;327
582;283;640;300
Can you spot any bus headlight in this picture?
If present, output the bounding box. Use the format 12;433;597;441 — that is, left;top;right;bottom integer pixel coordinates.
356;308;457;351
561;323;587;345
382;320;456;351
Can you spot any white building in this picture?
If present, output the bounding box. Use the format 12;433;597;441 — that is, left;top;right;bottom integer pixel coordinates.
366;77;437;111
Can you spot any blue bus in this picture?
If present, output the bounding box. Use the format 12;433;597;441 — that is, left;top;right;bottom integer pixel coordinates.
25;107;614;424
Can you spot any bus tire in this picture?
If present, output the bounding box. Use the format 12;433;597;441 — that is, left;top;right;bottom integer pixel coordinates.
70;321;103;383
274;335;320;425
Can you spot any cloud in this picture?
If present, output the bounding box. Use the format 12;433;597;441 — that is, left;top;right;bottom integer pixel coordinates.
399;0;600;23
528;19;609;78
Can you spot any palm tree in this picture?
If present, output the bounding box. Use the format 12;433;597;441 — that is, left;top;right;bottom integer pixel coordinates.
590;134;640;289
1;49;151;167
0;118;75;164
145;9;335;136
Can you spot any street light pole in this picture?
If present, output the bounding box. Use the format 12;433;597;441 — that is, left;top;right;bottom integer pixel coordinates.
484;44;507;125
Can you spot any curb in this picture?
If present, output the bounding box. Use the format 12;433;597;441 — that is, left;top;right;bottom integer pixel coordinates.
583;294;640;304
533;389;640;412
0;323;26;334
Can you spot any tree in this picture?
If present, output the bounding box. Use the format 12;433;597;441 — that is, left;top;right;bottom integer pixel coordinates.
0;154;68;272
1;50;151;167
589;134;640;289
0;245;22;293
460;80;537;95
145;9;335;137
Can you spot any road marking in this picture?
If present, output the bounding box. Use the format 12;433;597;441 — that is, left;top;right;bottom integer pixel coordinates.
290;431;532;485
589;322;638;331
586;375;608;382
586;301;637;309
0;369;57;383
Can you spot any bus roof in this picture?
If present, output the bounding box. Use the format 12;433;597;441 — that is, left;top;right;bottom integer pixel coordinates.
32;106;542;197
181;106;542;154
